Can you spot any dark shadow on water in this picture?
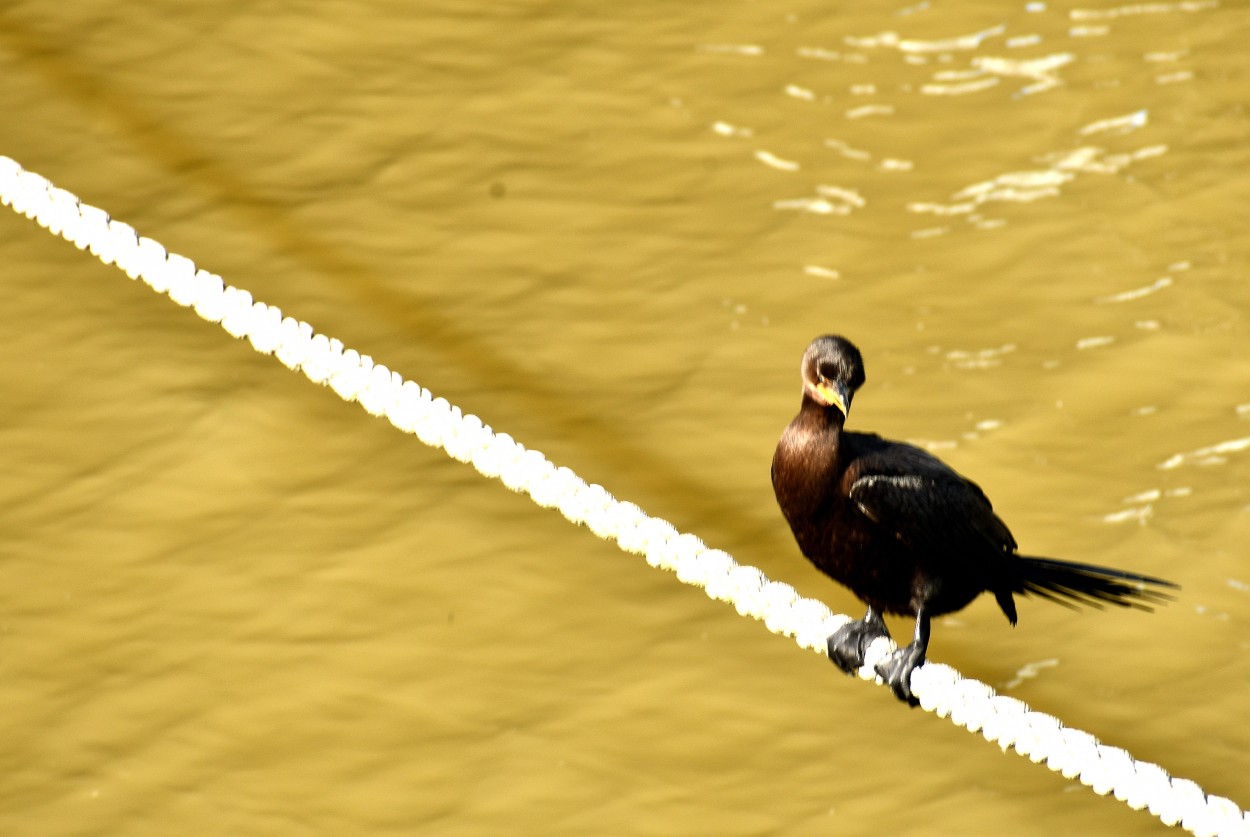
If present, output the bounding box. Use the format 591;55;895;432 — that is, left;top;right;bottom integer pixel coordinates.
0;13;779;553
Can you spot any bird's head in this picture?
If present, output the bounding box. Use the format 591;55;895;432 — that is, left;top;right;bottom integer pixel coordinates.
800;335;866;418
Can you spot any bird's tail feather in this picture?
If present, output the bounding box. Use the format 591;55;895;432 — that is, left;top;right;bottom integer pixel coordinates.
1017;556;1177;611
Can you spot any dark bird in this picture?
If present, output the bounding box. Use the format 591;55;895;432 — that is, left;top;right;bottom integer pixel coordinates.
771;335;1176;704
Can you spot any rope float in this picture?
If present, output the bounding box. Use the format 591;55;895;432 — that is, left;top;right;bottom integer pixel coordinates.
2;155;1245;836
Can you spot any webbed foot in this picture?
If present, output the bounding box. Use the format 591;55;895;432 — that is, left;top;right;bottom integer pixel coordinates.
874;640;925;707
826;608;890;674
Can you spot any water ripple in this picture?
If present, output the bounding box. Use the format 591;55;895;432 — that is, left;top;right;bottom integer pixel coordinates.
1070;1;1219;21
1159;437;1250;470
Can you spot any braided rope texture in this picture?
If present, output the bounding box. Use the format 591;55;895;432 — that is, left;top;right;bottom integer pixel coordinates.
2;156;1245;836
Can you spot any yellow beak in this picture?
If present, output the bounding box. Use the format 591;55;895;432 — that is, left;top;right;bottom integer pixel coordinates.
815;380;851;416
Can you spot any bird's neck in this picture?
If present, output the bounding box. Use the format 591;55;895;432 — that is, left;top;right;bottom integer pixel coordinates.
798;392;846;444
776;396;845;519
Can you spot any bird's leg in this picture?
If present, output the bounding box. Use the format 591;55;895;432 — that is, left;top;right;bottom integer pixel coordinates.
826;606;891;674
874;607;930;706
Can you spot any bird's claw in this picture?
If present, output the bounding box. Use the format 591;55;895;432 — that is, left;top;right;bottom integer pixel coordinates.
874;642;925;707
826;615;891;674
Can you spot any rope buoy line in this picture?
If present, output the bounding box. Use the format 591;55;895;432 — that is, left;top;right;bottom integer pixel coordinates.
2;155;1245;836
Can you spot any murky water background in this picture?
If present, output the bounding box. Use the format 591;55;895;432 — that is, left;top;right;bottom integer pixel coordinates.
2;1;1248;834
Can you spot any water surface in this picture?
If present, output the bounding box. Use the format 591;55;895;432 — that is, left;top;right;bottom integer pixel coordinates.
1;1;1248;834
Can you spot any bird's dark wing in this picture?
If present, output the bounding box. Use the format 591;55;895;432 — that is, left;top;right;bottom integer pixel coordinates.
843;434;1017;556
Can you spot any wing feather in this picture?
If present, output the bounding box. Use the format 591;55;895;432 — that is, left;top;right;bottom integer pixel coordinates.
844;436;1016;556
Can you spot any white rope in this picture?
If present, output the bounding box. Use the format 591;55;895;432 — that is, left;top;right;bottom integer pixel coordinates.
2;155;1245;836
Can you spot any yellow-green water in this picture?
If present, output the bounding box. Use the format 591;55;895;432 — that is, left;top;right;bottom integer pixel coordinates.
2;1;1248;834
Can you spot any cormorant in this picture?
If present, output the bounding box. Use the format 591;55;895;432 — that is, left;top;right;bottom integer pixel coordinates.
771;335;1176;704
